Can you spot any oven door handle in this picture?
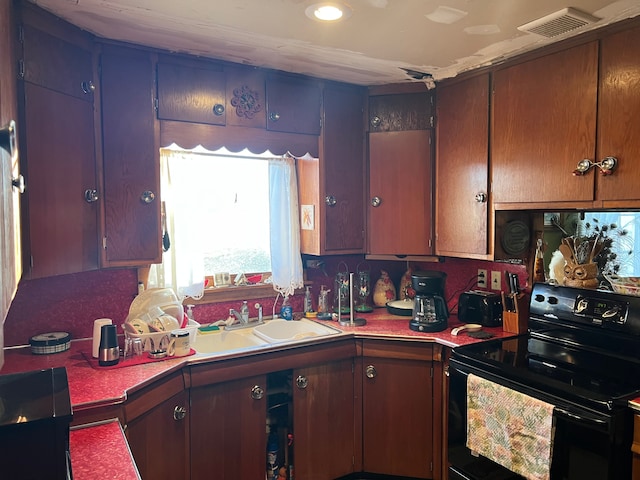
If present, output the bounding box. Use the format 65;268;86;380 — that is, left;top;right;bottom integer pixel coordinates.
554;407;609;428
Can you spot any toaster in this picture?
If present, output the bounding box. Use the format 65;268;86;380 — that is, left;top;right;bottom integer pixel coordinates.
458;290;503;327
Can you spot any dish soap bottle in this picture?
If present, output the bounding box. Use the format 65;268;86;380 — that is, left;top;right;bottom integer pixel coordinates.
304;286;313;315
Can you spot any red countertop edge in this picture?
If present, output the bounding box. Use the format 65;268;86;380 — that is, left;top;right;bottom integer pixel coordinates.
70;419;141;480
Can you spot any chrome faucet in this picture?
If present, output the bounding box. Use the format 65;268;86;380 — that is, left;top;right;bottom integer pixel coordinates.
225;303;265;330
229;309;245;324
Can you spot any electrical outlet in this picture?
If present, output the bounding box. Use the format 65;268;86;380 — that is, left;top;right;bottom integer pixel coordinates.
491;271;501;290
477;269;487;288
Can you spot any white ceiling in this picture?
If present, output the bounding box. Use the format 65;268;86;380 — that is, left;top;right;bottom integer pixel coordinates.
29;0;640;86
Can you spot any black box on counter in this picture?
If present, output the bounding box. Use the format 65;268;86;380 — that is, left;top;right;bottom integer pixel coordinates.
0;367;73;479
458;290;503;327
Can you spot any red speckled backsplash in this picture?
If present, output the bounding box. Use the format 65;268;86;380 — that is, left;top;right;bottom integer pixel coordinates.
2;256;527;348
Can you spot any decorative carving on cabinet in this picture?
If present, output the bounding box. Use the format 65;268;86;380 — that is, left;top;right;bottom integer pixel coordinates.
231;84;262;119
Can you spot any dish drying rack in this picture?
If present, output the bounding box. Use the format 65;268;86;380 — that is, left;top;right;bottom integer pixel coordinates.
122;319;200;352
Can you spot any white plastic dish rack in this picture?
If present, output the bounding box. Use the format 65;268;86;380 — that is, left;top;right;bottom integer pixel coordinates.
122;319;200;352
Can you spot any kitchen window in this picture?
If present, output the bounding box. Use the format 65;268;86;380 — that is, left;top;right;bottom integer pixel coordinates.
148;145;305;300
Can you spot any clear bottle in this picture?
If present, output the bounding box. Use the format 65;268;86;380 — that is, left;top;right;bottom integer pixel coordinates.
240;300;249;323
304;286;313;314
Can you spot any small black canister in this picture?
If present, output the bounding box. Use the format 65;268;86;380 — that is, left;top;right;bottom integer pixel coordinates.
98;324;120;366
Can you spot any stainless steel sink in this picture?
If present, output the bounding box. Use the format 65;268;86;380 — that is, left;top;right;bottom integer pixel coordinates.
252;318;341;343
192;329;268;354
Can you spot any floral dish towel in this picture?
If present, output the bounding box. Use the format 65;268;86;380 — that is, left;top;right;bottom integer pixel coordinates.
467;373;555;480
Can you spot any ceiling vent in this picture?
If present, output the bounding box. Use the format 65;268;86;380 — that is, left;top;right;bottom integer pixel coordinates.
517;7;600;38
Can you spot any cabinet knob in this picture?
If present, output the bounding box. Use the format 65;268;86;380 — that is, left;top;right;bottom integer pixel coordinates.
371;196;382;207
212;104;225;116
370;116;381;128
325;195;337;206
84;189;99;203
296;375;308;389
173;405;187;421
81;80;95;94
269;112;281;122
140;190;155;204
474;192;487;203
251;385;264;400
12;175;25;194
365;364;377;379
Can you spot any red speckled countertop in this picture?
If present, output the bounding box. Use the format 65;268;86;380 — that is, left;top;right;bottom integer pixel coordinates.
70;420;140;480
0;311;518;476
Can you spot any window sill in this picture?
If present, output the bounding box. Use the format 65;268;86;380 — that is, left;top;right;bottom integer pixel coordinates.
187;283;307;306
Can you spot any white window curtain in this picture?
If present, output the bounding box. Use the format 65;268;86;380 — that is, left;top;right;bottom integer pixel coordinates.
148;145;304;299
269;155;304;297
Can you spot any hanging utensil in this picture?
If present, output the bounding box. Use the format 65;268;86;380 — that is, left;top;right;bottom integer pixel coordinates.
161;201;171;252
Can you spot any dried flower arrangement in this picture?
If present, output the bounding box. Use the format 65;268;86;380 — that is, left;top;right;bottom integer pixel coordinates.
581;218;633;277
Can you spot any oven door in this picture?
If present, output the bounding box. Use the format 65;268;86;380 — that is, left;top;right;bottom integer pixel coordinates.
448;358;632;480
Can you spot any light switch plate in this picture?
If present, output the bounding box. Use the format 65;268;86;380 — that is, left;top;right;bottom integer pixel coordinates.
491;271;501;290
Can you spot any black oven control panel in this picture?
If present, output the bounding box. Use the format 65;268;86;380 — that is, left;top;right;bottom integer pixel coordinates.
573;295;628;326
530;283;640;334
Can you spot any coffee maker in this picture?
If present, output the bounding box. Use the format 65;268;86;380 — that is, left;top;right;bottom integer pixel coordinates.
410;270;449;332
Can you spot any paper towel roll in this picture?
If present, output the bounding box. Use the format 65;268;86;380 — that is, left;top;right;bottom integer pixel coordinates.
92;318;113;358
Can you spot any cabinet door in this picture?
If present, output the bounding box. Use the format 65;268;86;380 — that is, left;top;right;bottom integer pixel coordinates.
266;75;321;135
435;74;489;257
126;389;190;480
596;25;640;203
492;42;598;204
190;375;267;480
100;44;161;265
293;358;356;479
368;130;433;255
157;61;226;125
322;84;365;253
362;356;433;478
21;24;93;100
19;22;98;279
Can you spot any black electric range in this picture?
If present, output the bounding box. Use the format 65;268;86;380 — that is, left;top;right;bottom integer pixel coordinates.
448;283;640;480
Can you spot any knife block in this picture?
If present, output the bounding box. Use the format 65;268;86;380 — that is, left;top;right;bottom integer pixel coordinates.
502;293;529;334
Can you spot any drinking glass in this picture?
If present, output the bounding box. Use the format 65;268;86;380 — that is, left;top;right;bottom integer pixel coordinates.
123;336;144;362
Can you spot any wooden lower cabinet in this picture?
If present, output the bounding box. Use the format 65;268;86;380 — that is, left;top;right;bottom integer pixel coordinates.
121;339;445;480
125;374;190;480
361;339;435;478
293;358;356;479
190;374;267;479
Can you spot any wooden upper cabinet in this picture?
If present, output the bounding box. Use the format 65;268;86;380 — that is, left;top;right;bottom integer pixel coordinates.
21;24;94;101
596;24;640;204
266;74;321;135
368;129;433;256
157;60;226;126
100;44;161;266
369;92;432;132
435;74;490;258
299;82;365;255
492;42;598;205
19;18;99;279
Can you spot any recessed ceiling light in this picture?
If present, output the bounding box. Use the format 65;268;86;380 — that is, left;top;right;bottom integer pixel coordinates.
305;3;352;22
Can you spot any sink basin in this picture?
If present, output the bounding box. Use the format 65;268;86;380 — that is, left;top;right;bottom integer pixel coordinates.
252;318;340;343
192;330;268;354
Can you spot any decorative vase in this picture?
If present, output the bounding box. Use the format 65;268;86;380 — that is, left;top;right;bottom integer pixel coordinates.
373;270;396;307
